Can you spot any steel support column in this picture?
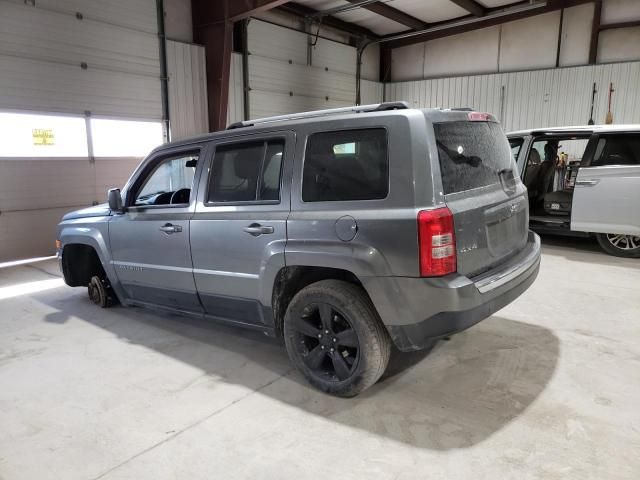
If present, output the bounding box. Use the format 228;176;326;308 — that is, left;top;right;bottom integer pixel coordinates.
192;0;287;131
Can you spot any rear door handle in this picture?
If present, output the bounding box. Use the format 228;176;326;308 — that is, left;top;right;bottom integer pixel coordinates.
159;223;182;234
575;179;600;187
243;223;274;236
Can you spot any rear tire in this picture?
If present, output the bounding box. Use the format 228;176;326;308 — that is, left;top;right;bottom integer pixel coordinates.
283;279;391;397
596;233;640;258
88;275;116;308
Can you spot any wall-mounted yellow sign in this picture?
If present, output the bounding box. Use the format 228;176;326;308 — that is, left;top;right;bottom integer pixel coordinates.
32;128;55;146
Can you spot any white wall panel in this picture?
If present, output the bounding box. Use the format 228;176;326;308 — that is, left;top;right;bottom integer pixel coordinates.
0;159;95;212
423;26;500;78
250;56;356;102
0;0;161;118
601;0;640;24
385;62;640;132
0;55;162;119
559;3;594;67
0;0;161;260
392;43;426;82
0;206;84;261
250;92;350;119
388;0;639;83
166;40;208;140
248;19;307;65
247;19;359;118
94;158;141;198
0;2;159;77
5;0;158;34
499;12;561;72
360;42;380;82
312;37;357;76
598;27;640;63
227;53;245;127
360;80;384;105
0;157;139;261
164;0;193;43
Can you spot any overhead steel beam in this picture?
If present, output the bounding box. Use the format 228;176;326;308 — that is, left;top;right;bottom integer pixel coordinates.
449;0;485;17
228;0;292;22
381;0;594;49
598;19;640;31
345;0;429;30
279;2;379;39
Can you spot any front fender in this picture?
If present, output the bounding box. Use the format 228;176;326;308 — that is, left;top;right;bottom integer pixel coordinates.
57;217;126;301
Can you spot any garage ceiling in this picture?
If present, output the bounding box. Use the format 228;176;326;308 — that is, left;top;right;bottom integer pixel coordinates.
291;0;525;35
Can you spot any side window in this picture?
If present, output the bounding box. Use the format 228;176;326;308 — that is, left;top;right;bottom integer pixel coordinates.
207;139;284;203
509;138;524;161
303;128;388;202
592;134;640;166
134;152;199;206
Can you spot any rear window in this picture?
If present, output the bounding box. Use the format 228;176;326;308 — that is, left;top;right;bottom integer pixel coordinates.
435;121;514;194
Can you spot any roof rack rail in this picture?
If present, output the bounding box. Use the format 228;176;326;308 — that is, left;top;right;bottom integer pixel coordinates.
226;101;409;130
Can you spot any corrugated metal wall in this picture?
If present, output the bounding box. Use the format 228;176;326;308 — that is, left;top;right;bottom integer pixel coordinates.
360;80;384;105
385;61;640;131
227;53;245;127
0;0;161;261
0;0;161;119
246;19;359;119
166;40;208;140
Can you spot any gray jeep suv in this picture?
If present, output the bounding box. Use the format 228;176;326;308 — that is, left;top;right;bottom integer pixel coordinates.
57;102;540;396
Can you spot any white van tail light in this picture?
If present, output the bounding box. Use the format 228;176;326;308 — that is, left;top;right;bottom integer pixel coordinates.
418;207;457;276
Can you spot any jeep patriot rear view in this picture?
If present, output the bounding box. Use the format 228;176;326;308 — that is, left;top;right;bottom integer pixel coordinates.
57;102;541;396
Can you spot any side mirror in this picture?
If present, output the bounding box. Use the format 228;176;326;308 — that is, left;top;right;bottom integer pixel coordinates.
108;188;124;212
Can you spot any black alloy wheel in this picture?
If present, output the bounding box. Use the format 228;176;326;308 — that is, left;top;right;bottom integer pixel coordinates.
290;302;360;382
283;280;391;397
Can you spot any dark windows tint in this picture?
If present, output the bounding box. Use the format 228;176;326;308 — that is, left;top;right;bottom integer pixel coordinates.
592;134;640;166
208;139;284;203
303;128;388;202
435;121;513;194
509;137;524;162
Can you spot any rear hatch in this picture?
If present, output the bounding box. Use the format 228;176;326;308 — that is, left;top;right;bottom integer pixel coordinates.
433;115;528;277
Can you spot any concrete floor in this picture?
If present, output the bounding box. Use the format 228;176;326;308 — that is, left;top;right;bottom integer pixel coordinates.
0;237;638;480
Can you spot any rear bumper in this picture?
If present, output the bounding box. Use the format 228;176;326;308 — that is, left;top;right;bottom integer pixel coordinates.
363;232;541;351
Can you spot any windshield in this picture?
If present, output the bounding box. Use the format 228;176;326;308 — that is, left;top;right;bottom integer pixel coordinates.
434;121;514;195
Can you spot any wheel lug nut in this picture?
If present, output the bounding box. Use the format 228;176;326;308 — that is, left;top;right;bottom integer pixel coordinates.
333;338;337;342
321;345;325;350
325;330;329;334
317;334;322;338
330;348;334;352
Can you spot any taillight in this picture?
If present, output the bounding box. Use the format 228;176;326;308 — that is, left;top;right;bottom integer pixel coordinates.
418;207;456;276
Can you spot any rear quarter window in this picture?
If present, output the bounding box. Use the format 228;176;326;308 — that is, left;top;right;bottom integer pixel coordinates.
435;121;514;194
302;128;388;202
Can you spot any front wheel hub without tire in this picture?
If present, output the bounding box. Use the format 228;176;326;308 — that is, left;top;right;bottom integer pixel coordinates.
88;275;115;308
